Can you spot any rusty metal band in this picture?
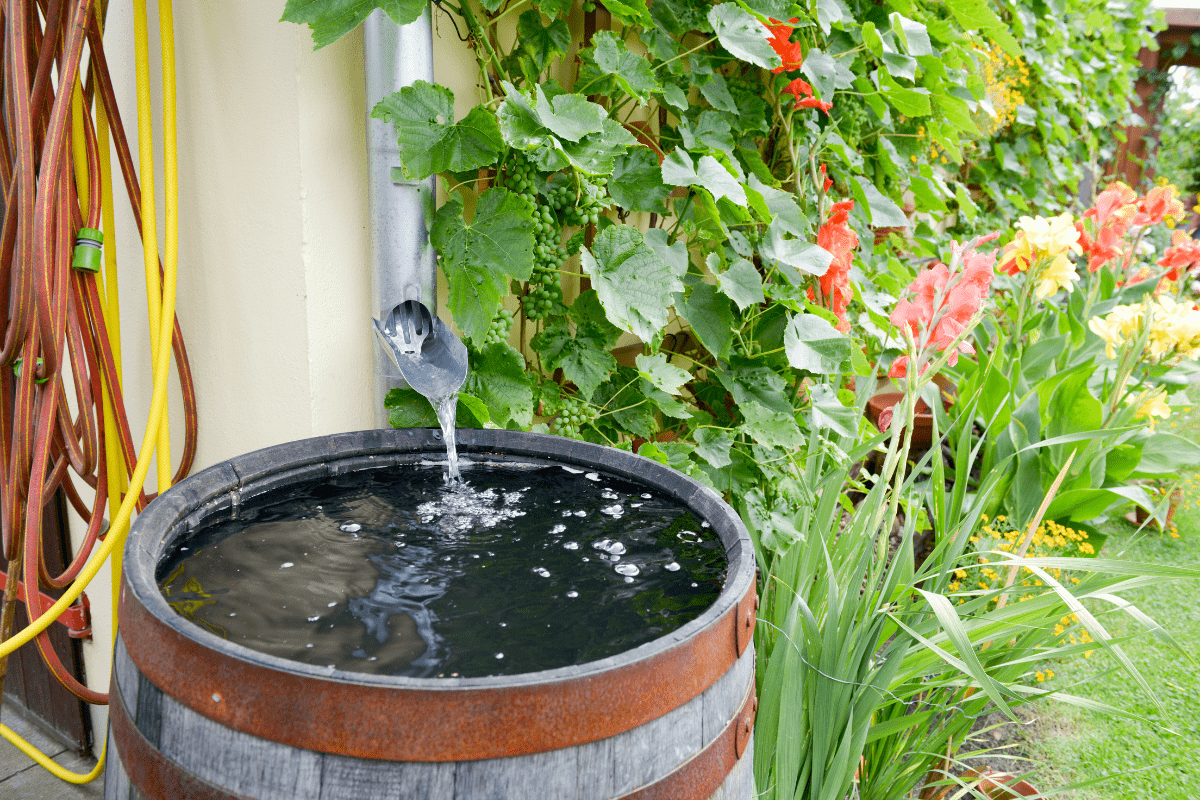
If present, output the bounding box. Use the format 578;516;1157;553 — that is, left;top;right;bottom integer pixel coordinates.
109;686;244;800
620;685;757;800
120;576;758;762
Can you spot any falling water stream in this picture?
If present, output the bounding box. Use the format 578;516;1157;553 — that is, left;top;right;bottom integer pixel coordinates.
433;393;460;481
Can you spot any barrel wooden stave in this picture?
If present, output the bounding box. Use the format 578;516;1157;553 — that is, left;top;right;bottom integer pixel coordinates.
111;634;755;800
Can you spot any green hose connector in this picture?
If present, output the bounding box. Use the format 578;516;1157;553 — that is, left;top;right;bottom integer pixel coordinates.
12;357;50;384
72;227;104;273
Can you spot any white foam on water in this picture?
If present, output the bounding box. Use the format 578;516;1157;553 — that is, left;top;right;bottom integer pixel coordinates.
533;567;551;577
563;541;579;550
551;524;567;534
339;523;362;533
560;465;584;474
416;484;528;532
600;504;624;517
585;472;601;481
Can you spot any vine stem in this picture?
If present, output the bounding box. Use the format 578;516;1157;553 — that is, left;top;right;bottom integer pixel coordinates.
655;36;715;71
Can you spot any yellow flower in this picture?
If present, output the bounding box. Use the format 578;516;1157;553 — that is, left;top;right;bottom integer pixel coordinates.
1088;303;1145;358
1078;541;1095;554
1132;387;1171;430
1035;671;1045;682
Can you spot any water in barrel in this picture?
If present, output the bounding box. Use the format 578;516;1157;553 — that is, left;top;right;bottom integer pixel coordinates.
158;459;727;678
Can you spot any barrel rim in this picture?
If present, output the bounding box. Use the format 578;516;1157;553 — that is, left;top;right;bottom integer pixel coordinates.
124;427;756;691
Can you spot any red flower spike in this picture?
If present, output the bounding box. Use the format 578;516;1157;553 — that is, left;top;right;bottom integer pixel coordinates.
887;237;998;378
819;164;832;192
764;18;803;73
784;77;814;99
816;199;859;332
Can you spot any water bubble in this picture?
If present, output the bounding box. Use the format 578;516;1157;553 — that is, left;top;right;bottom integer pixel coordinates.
601;489;620;500
701;521;710;528
281;562;294;569
327;602;337;607
551;524;567;534
472;553;480;558
566;591;579;598
561;510;573;517
585;472;601;481
630;503;643;508
395;541;407;548
495;653;504;659
641;493;652;499
229;613;237;618
533;567;551;578
664;562;681;572
573;510;587;517
340;523;362;533
306;643;314;648
581;557;590;562
691;582;698;587
600;504;624;517
307;615;320;622
499;622;507;627
624;576;635;583
615;563;640;577
368;657;378;662
594;539;625;555
563;541;579;550
179;546;188;551
560;466;584;474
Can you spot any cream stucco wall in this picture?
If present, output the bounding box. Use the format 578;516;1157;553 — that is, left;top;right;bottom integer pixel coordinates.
67;1;475;749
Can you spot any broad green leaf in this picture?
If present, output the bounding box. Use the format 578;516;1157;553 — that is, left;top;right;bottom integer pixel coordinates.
643;228;691;276
943;0;1021;58
609;149;670;213
675;282;735;360
717;364;792;414
882;52;918;82
1133;432;1200;477
956;184;978;222
372;83;503;180
761;220;833;279
431;190;535;344
810;383;858;438
698;73;740;114
718;259;766;310
533;322;618;400
694;427;734;468
497;82;549;150
601;0;652;26
852;177;909;228
909;175;948;212
517;10;571;73
800;49;839;99
740;402;804;449
534;86;607;142
282;0;424;49
591;31;661;102
660;83;689;111
464;343;534;427
636;353;691;395
559;118;637;175
815;0;844;34
581;226;686;343
661;150;747;206
880;73;932;117
569;290;624;348
934;92;979;135
384;388;490;429
861;21;883;57
784;313;851;374
890;13;933;56
707;3;781;70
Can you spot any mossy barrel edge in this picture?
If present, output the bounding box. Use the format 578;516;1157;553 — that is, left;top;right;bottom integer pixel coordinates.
106;428;757;800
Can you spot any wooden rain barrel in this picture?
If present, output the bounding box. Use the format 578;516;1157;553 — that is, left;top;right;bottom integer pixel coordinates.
106;428;758;800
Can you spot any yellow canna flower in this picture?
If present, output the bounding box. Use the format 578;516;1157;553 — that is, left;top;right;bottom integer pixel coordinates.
1131;387;1171;430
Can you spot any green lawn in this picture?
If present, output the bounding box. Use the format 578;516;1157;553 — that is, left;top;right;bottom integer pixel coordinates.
1026;404;1200;798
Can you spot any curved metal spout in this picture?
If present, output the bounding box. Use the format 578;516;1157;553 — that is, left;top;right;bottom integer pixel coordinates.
373;301;468;400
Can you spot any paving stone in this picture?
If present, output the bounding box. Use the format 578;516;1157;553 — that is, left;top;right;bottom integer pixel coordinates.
0;705;102;800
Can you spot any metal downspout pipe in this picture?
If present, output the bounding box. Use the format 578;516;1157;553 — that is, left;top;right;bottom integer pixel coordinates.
364;8;438;427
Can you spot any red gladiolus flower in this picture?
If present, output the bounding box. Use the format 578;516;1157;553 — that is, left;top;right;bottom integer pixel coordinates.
819;164;832;192
816;200;858;332
876;404;895;433
888;235;999;377
1157;231;1200;281
764;18;803;73
783;77;833;114
1132;184;1186;227
797;96;834;114
1078;183;1137;272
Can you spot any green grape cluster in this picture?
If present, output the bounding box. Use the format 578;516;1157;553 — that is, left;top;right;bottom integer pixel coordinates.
551;395;597;439
485;308;515;345
545;178;607;227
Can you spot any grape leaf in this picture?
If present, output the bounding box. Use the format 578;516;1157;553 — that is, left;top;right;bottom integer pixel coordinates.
609;149;670;213
533;323;617;400
879;72;933;117
636;353;691;395
661;150;747;206
282;0;425;49
718;259;766;310
800;49;840;99
581;226;685;344
740;402;804;449
761;220;833;279
675;282;735;360
517;11;571;73
497;82;549;150
591;31;661;102
431;189;535;345
463;343;533;427
707;3;782;70
372;82;503;180
568;290;623;348
558;118;637;176
694;427;734;468
384;388;489;429
943;0;1021;58
784;313;852;374
659;84;689;112
716;364;792;414
890;13;934;56
697;74;739;114
809;384;858;438
534;86;607;142
852;176;910;228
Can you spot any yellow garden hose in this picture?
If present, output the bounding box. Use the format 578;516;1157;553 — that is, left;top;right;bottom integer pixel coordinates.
0;0;181;783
